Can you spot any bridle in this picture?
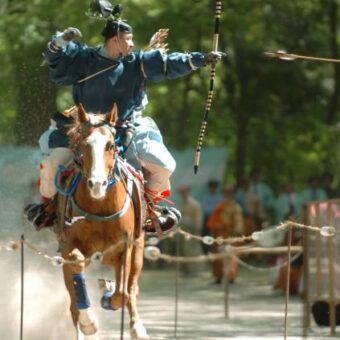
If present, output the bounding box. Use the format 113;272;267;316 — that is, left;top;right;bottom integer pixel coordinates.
63;119;134;223
73;120;119;187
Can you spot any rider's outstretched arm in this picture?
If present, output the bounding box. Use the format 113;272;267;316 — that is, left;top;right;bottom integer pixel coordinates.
140;49;225;82
140;49;205;82
43;28;89;85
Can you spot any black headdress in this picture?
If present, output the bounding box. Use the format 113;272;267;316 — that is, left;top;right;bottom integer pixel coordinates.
87;1;133;38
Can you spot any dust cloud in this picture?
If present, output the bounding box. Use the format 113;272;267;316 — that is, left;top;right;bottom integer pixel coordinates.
0;229;77;340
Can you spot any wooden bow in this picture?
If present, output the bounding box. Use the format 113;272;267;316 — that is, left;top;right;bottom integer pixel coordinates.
194;0;222;174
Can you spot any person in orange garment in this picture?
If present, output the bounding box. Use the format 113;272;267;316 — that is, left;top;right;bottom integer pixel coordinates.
207;185;244;284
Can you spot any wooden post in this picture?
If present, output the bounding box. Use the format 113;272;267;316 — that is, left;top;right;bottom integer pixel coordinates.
20;234;25;340
326;202;336;335
174;233;180;339
315;203;322;297
302;227;311;333
224;254;230;319
284;228;292;340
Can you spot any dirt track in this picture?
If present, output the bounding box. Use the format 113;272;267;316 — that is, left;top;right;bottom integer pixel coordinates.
0;225;338;340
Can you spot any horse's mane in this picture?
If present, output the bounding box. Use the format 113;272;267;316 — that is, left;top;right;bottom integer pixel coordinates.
67;112;108;149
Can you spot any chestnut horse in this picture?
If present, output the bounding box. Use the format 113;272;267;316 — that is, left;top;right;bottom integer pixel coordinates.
58;104;149;339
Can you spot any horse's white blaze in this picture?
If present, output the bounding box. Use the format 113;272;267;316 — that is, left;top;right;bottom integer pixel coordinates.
87;130;109;199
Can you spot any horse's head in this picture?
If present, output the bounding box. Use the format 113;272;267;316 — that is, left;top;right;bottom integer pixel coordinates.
70;103;118;200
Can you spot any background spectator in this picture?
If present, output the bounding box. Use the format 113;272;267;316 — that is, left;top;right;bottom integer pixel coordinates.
275;182;302;223
207;185;243;284
321;173;339;199
177;184;203;277
200;180;223;254
300;176;328;205
272;182;303;293
248;168;276;225
235;176;263;235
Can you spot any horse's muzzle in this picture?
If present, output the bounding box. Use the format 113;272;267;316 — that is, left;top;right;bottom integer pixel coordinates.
87;178;108;199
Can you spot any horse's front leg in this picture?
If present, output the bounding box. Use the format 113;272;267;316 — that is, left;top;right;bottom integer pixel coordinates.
101;246;132;310
127;233;150;340
63;248;98;336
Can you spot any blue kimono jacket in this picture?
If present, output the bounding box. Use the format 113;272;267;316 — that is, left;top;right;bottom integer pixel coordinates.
44;41;206;147
45;41;206;116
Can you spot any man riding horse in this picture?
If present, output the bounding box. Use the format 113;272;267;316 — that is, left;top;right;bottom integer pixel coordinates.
24;1;225;235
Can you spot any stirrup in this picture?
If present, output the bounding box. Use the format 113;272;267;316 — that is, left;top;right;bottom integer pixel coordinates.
145;206;182;237
24;201;56;231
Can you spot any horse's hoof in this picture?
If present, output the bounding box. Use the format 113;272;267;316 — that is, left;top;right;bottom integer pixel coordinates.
130;320;150;340
79;320;98;336
111;292;129;310
78;309;98;336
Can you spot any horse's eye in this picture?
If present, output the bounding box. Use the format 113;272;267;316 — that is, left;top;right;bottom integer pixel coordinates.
105;142;114;152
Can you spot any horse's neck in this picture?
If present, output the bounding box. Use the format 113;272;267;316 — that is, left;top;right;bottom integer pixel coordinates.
74;179;126;215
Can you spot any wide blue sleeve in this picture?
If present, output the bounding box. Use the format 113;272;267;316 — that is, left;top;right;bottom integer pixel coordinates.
43;41;89;86
141;49;206;82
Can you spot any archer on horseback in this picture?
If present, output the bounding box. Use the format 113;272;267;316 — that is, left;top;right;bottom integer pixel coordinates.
24;0;226;235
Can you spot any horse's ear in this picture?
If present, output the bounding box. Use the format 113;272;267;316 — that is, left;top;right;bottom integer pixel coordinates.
78;103;88;123
106;103;118;125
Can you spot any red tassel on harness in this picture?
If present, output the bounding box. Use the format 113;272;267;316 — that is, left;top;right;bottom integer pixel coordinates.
144;188;173;205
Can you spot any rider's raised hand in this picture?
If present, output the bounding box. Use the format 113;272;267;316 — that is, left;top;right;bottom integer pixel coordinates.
147;28;169;51
62;27;82;41
53;27;82;47
205;51;227;66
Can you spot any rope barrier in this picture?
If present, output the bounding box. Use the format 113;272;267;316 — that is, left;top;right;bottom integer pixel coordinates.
175;227;254;245
152;221;336;246
7;217;334;340
277;221;336;236
145;244;302;268
231;250;302;273
0;220;334;269
2;238;128;266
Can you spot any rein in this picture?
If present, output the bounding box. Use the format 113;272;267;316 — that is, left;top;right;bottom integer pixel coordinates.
69;167;134;222
59;117;134;223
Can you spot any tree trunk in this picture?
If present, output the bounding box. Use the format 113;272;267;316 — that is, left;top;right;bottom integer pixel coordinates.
221;35;249;183
234;40;249;182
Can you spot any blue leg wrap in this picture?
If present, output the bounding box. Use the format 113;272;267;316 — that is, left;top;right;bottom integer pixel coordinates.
73;273;91;310
101;290;117;311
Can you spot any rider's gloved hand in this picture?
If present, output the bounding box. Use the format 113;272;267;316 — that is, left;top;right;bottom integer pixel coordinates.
53;27;82;48
205;51;227;66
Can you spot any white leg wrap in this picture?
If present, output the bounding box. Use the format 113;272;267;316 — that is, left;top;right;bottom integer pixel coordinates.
39;147;73;198
130;320;150;340
78;309;98;336
142;162;173;193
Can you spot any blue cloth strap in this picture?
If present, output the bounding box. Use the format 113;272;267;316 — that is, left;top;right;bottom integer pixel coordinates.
55;165;82;197
73;273;91;309
100;291;118;311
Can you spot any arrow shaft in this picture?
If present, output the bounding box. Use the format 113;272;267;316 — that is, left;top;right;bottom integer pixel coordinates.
292;54;340;63
266;51;340;64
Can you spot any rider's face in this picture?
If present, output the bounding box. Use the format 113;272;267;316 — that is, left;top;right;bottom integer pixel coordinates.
109;33;134;58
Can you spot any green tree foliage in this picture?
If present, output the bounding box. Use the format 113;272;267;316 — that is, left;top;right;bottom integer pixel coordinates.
0;0;338;191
